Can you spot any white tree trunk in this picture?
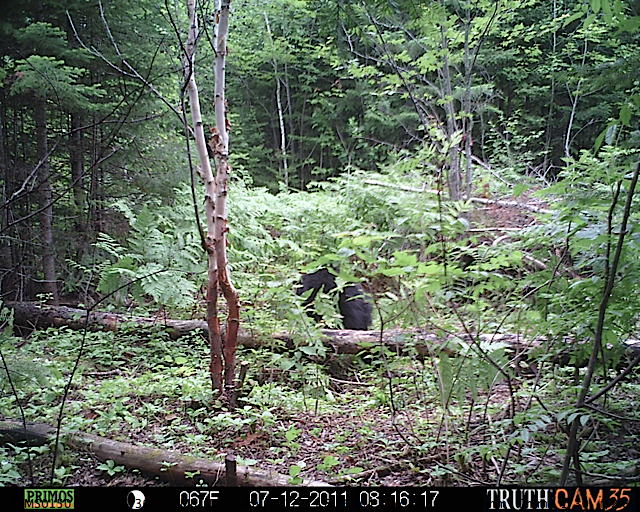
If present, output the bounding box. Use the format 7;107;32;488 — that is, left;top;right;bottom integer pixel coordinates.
264;10;288;188
212;0;240;398
184;0;221;391
184;0;239;397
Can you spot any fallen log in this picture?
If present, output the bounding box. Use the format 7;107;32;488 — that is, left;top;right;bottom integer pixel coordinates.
24;304;624;364
0;419;329;486
7;301;479;357
363;179;553;214
7;301;208;341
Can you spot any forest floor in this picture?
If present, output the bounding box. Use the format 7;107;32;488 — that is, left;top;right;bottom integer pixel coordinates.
15;373;526;487
6;198;639;487
12;361;638;489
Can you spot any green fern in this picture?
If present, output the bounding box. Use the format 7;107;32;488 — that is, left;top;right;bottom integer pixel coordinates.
0;356;53;391
96;198;206;309
1;302;54;394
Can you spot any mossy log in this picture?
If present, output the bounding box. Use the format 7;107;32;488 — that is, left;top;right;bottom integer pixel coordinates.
7;301;484;358
0;419;328;486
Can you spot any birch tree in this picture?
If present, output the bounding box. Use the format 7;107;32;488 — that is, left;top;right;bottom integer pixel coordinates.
183;0;239;399
349;1;502;202
263;9;289;188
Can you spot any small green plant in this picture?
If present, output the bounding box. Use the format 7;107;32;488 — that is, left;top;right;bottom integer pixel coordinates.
159;461;178;473
288;464;303;485
184;470;201;481
316;455;340;473
236;455;257;466
284;426;302;455
0;447;21;485
52;465;75;485
338;466;365;478
96;459;126;477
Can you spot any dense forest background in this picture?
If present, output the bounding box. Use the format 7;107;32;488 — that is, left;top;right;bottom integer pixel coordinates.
2;0;638;305
1;0;640;489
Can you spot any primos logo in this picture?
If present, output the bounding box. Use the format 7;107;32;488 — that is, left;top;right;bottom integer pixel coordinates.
24;489;75;509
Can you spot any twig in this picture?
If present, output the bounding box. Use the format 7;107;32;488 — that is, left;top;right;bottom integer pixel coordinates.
363;180;553;214
67;7;184;123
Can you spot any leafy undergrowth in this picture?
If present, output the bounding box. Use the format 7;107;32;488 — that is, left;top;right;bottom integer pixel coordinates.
2;325;640;487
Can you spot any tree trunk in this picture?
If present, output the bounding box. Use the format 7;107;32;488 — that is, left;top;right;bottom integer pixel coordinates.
0;96;16;299
564;37;588;160
69;113;86;242
34;97;59;304
0;419;329;487
184;0;240;399
463;9;473;201
6;301;536;360
89;111;102;233
183;0;222;394
439;26;462;201
542;0;558;172
212;0;240;399
264;10;288;188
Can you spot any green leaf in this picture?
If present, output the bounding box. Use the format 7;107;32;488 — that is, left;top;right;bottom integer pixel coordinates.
279;358;296;371
380;268;408;277
319;455;339;468
582;14;597;29
289;465;302;477
594;128;607;152
592;0;601;14
513;183;529;198
619;104;631;126
605;124;618;145
616;18;640;33
613;0;623;14
391;251;418;267
563;11;585;27
299;345;320;355
286;427;301;441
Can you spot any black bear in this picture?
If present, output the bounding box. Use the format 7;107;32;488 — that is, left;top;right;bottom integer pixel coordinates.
296;268;372;330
